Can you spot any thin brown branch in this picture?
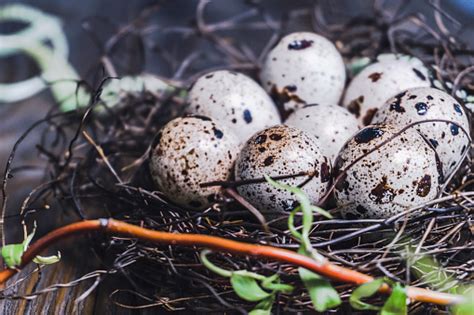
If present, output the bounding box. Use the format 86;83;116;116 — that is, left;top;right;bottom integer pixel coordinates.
0;219;465;306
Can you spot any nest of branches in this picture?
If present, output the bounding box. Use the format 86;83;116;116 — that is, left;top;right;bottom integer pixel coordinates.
1;0;473;313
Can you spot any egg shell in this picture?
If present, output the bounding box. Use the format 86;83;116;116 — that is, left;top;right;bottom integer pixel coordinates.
260;32;346;113
334;124;441;219
235;125;331;213
343;54;431;126
187;70;281;144
149;115;240;209
284;104;359;162
372;87;470;178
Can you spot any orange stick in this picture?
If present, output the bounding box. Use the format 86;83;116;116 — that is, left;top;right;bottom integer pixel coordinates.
0;219;464;306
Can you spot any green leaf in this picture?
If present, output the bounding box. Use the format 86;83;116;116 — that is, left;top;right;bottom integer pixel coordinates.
381;283;407;315
249;295;275;315
261;274;294;293
299;267;341;312
1;226;36;269
1;243;25;269
230;273;271;302
33;252;61;265
452;288;474;315
350;278;384;311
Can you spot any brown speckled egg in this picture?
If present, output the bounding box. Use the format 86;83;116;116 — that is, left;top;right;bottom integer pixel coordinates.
343;54;431;126
235;125;331;213
285;104;359;162
372;87;470;178
187;70;281;144
260;32;345;113
149;115;240;209
334;124;441;219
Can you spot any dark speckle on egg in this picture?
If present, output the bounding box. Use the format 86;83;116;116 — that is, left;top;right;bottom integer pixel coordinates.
429;138;439;148
285;85;297;92
415;102;428;115
450;123;459;136
369;176;396;204
368;72;383;82
416;175;431;197
354;127;384;144
263;156;274;166
213;128;224;139
255;134;267;144
389;91;407;113
412;68;426;81
288;39;314;50
270;133;283;141
283;199;299;211
243;109;253;124
453;103;463;116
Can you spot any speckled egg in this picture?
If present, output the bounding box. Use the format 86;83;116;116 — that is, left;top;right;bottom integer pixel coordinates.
285;104;359;162
149;115;240;209
260;32;346;113
235;125;331;213
343;54;431;126
334;124;441;219
372;87;470;178
187;70;281;144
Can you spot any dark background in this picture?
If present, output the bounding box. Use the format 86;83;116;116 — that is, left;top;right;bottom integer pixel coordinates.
0;0;472;313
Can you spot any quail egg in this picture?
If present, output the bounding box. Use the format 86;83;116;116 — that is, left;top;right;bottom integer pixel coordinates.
372;87;470;178
187;70;281;144
235;125;331;213
149;115;240;209
260;32;346;113
285;104;359;162
343;54;431;126
334;124;441;219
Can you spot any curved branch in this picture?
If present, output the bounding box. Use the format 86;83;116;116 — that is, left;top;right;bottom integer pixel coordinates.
0;218;465;306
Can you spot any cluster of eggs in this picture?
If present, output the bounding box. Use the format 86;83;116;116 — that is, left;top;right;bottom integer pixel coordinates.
149;31;470;219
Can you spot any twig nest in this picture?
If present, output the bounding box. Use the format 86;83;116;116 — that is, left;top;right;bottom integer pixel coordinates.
284;104;359;162
343;54;431;126
334;124;441;219
186;70;281;144
149;115;240;209
260;32;345;113
235;125;331;213
372;87;470;178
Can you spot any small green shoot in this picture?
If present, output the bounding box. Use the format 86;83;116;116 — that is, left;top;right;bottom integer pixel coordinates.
230;272;271;302
350;278;385;311
266;175;341;312
200;250;294;314
1;224;61;269
380;283;407;315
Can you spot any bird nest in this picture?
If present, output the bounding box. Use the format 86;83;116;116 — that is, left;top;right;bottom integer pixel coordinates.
1;1;473;313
